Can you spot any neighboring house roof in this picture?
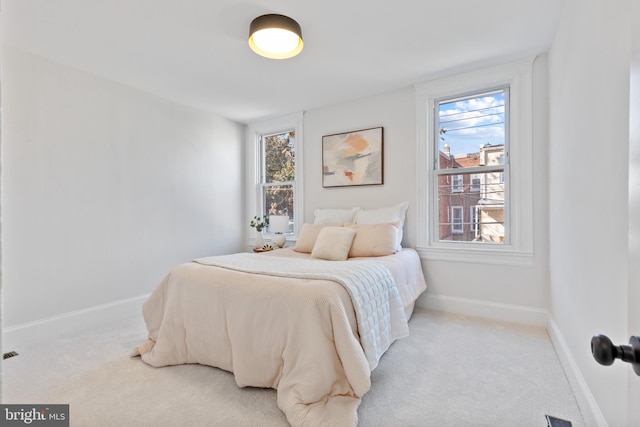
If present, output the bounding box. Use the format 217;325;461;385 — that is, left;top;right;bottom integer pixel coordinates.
438;151;480;169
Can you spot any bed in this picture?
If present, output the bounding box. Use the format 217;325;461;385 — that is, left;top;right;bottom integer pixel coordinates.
133;204;427;426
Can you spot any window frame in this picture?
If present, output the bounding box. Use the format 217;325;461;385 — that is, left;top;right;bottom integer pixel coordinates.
259;130;295;226
435;87;510;245
415;59;534;265
246;112;304;247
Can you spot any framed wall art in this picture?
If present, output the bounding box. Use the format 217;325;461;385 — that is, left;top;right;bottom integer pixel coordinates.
322;126;383;187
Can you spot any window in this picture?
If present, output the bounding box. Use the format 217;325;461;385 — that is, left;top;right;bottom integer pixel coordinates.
451;206;464;234
247;113;304;244
451;174;463;193
260;130;295;233
415;59;534;265
436;88;508;244
471;206;479;237
470;174;481;192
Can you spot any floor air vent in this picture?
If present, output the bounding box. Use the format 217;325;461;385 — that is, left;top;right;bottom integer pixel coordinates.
3;351;19;360
546;415;572;427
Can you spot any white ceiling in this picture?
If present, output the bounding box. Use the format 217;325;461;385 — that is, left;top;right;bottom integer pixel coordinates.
1;0;564;124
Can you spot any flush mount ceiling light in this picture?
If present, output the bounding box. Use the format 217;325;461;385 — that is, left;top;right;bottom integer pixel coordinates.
248;14;304;59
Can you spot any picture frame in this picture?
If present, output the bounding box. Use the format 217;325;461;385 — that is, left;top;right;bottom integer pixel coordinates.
322;126;383;188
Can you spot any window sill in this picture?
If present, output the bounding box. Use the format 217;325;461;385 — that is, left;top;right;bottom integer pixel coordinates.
416;245;534;266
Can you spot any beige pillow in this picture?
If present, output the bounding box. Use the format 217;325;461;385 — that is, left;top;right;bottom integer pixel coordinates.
310;227;356;261
294;223;328;253
355;202;409;251
345;223;399;257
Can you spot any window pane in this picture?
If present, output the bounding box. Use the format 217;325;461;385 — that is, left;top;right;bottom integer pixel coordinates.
264;184;294;232
437;171;504;243
437;89;505;167
264;131;295;183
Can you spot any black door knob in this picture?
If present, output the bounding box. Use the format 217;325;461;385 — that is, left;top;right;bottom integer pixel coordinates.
591;334;640;376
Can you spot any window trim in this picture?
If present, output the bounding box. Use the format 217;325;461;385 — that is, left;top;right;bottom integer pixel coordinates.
415;59;534;266
246;112;304;247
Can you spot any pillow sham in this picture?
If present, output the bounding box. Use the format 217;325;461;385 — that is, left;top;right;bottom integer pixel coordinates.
293;223;327;253
313;207;361;225
310;226;356;261
345;223;399;257
355;201;409;250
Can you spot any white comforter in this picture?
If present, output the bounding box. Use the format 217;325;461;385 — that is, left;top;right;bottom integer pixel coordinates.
194;252;409;370
133;249;427;426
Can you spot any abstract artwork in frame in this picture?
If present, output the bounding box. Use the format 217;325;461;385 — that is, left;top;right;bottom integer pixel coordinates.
322;126;383;187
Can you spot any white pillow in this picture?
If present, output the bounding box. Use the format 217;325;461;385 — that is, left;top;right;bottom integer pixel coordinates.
355;202;409;250
313;207;361;225
310;226;356;261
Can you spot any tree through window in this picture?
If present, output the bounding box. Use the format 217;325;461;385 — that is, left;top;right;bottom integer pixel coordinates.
261;130;295;233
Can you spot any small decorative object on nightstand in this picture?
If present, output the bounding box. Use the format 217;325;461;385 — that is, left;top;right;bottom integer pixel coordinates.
269;215;289;248
250;215;269;249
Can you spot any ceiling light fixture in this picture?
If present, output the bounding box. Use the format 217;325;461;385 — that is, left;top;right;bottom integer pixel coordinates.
248;14;304;59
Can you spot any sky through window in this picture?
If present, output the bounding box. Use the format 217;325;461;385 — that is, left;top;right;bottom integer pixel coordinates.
438;90;505;156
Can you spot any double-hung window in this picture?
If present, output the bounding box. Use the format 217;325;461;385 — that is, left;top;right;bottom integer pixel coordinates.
451;174;464;193
260;130;295;229
436;87;509;244
470;173;481;192
451;206;464;234
247;113;304;245
415;59;534;265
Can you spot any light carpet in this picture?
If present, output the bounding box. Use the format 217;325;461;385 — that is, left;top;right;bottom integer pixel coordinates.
1;307;584;426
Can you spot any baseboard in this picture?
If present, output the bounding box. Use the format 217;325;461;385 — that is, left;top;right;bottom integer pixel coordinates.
2;294;149;351
417;293;548;326
546;316;608;427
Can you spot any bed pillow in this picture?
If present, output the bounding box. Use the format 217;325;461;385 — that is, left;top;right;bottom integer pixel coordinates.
310;226;356;261
294;223;328;253
345;223;399;257
313;207;361;225
355;202;409;251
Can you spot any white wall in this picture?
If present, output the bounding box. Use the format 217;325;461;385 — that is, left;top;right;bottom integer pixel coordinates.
628;4;640;424
303;87;417;238
302;59;550;317
301;2;636;423
1;47;245;329
548;1;631;425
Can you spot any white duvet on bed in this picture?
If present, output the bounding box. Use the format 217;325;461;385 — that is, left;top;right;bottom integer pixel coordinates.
133;248;426;427
194;252;409;370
